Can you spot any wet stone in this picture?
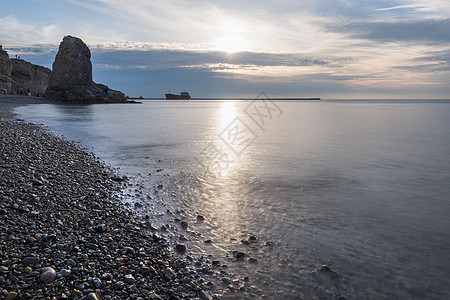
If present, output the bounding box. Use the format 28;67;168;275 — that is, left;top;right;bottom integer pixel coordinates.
92;277;102;288
165;267;176;280
23;256;40;266
58;269;71;278
249;236;258;243
123;246;135;256
5;292;18;300
236;252;246;260
85;292;102;300
248;257;258;263
318;265;338;278
140;266;152;274
175;244;187;253
95;224;106;233
180;221;188;229
40;267;57;283
124;274;136;284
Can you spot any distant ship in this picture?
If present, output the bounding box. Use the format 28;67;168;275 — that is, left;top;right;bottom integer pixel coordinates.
165;91;191;100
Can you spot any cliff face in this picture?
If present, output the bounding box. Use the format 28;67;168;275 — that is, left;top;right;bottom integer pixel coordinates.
45;36;127;103
0;45;51;95
11;59;51;96
0;45;13;92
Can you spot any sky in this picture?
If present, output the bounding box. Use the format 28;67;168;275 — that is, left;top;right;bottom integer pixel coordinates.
1;0;450;98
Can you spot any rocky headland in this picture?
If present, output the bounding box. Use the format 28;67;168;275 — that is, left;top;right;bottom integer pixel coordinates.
1;36;128;103
45;36;127;103
1;46;51;97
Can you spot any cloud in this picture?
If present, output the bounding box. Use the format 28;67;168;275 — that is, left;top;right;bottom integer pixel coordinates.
333;19;450;42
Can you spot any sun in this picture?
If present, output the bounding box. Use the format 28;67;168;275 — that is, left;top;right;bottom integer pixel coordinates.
214;35;251;53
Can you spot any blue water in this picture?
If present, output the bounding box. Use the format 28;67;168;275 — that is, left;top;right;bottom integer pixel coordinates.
16;99;450;299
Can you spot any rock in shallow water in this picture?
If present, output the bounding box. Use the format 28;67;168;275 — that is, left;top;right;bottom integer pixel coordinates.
45;35;127;103
175;244;187;253
40;267;57;283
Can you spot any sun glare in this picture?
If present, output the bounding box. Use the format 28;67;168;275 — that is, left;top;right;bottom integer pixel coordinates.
214;35;251;53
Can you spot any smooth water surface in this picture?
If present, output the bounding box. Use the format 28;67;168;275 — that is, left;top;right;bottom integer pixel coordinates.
16;100;450;299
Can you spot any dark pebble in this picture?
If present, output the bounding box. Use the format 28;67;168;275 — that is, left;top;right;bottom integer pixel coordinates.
175;244;187;253
22;256;40;266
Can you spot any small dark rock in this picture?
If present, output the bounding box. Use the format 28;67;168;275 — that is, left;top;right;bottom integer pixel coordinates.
85;242;98;250
175;244;186;253
91;203;102;210
180;221;188;229
85;292;102;300
22;256;40;266
318;265;338;278
123;246;135;256
236;252;245;260
95;224;106;233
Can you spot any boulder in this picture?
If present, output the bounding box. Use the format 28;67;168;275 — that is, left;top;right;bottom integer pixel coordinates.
46;36;127;103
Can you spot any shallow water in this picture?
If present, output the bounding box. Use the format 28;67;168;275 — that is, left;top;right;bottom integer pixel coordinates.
16;99;450;299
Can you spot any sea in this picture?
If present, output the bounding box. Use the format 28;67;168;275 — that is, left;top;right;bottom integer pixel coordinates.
16;98;450;299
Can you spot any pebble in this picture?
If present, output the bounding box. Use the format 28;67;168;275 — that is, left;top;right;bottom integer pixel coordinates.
92;277;102;288
124;274;136;284
95;224;106;232
123;246;135;256
140;266;152;274
85;292;102;300
22;256;40;266
40;267;57;283
0;266;8;272
175;244;187;253
248;236;258;243
236;252;246;260
23;267;32;273
318;265;338;278
5;292;18;300
58;269;71;278
180;221;188;229
165;267;176;280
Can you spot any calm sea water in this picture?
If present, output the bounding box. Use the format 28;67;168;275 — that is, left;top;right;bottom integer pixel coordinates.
16;99;450;299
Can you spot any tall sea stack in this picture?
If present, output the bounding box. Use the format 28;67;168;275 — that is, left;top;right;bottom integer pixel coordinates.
46;36;127;103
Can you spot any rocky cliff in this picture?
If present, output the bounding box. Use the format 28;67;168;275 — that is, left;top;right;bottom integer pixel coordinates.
0;45;50;96
11;59;51;96
0;45;13;92
45;36;127;103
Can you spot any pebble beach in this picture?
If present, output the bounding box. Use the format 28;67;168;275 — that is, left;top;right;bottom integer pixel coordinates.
0;96;214;300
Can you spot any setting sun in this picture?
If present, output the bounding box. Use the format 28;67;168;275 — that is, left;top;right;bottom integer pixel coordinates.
214;35;251;53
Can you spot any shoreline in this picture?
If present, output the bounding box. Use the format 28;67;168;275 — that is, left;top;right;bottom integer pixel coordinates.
0;96;214;299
